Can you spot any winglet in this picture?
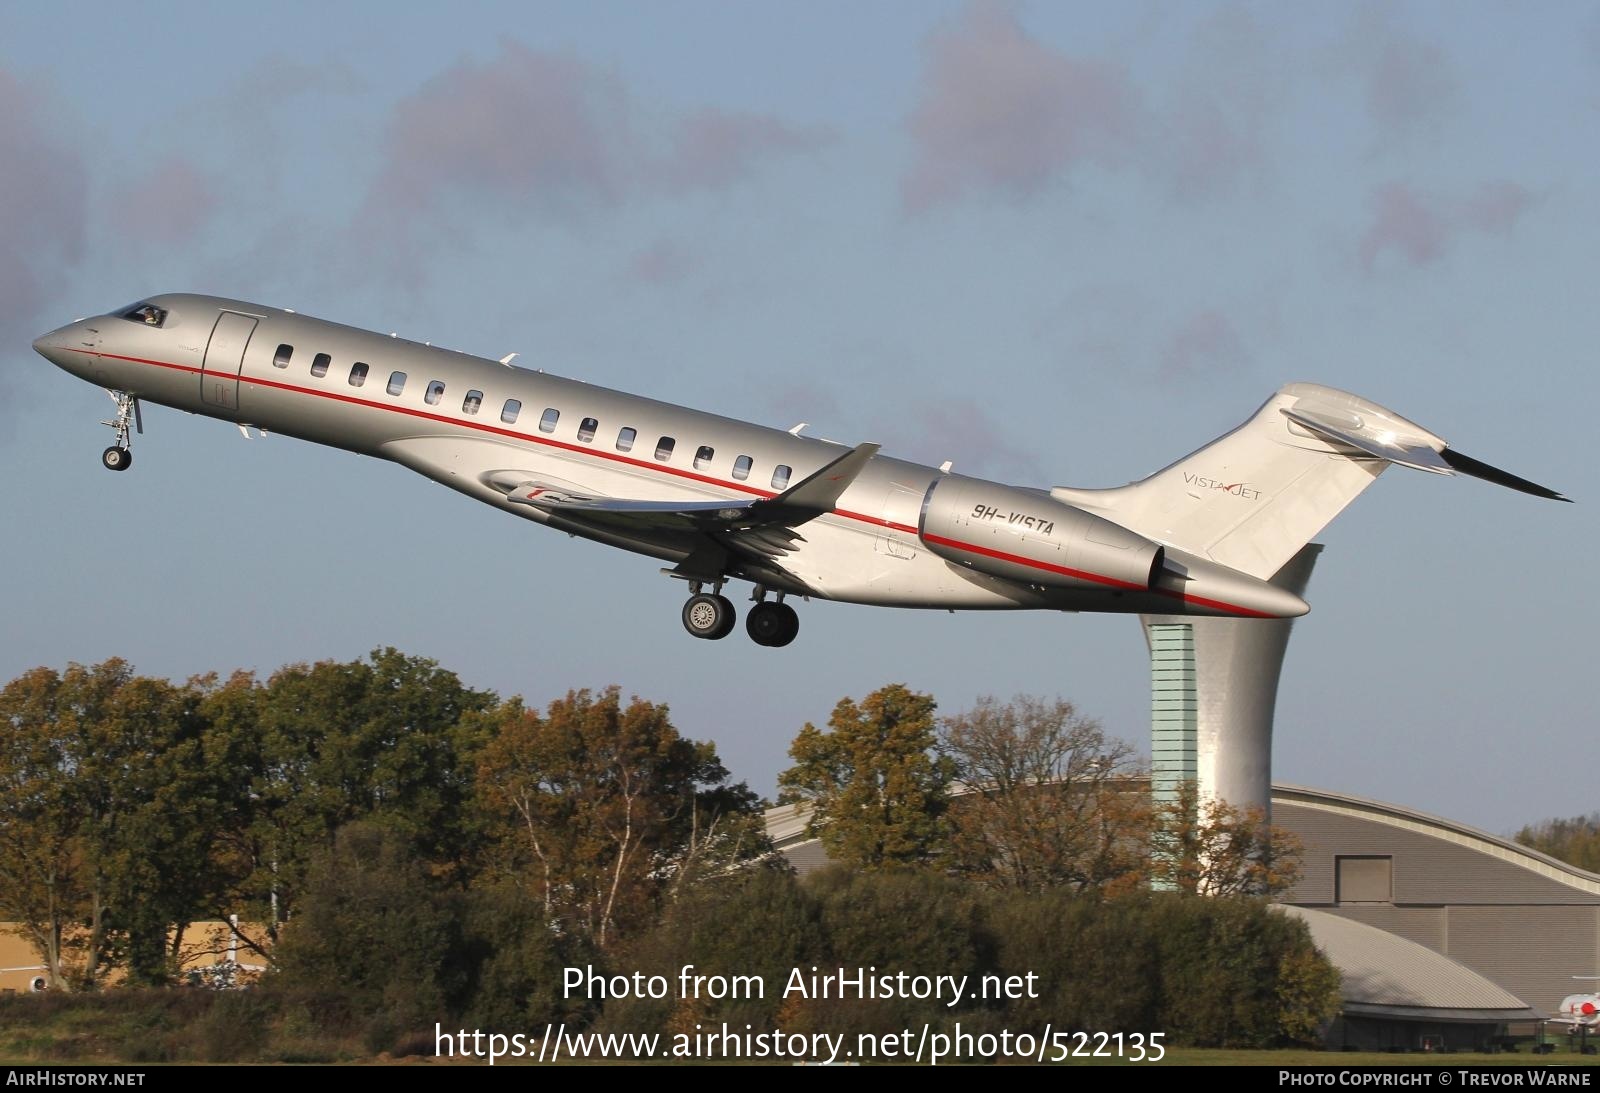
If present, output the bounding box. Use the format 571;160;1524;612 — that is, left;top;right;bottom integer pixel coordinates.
762;442;881;517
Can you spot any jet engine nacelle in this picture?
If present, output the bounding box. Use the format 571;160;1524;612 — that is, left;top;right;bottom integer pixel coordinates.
918;477;1164;592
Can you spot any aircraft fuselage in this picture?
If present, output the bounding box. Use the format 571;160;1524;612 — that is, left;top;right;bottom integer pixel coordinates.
35;293;1407;644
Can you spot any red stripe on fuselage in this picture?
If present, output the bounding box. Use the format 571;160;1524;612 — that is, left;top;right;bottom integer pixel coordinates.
69;346;1270;617
920;532;1147;592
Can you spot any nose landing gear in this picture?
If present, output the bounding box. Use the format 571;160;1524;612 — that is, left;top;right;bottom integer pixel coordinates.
100;391;142;472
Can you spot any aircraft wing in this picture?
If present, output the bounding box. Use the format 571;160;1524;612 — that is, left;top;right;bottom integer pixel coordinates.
1546;1016;1600;1030
502;441;881;557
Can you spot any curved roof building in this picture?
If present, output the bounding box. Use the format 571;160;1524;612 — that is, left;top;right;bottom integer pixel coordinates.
1274;784;1600;1028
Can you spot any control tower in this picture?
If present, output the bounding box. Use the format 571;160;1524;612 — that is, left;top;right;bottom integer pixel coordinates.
1142;544;1322;816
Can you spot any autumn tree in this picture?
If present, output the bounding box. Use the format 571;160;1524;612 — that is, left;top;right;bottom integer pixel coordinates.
1515;814;1600;872
473;686;763;946
777;684;955;869
1150;782;1304;898
938;694;1147;893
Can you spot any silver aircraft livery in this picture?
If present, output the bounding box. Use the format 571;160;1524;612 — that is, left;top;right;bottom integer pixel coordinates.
31;295;1567;647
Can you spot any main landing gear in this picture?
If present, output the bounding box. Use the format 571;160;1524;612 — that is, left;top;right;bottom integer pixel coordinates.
100;391;142;472
746;600;799;647
678;583;801;647
682;590;737;641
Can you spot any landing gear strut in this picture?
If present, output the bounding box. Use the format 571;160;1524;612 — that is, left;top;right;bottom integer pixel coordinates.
681;581;737;640
100;391;141;472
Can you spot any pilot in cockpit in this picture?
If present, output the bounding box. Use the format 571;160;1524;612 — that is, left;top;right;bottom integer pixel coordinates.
121;303;167;328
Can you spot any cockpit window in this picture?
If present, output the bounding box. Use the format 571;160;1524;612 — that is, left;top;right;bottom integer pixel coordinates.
119;303;167;328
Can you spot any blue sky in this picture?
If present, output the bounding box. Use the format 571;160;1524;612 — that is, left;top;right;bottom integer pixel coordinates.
2;1;1592;835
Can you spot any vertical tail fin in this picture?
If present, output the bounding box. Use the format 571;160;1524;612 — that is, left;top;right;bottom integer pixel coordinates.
1050;382;1566;580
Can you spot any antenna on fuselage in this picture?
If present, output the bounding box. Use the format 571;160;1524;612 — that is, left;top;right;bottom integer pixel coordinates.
788;423;808;436
500;353;519;367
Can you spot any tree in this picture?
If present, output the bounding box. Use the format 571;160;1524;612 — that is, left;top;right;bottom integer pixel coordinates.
0;665;98;989
237;648;493;934
1515;814;1600;872
1150;782;1304;898
77;671;241;985
777;684;955;869
473;686;763;946
273;822;468;1050
0;660;246;987
938;694;1146;893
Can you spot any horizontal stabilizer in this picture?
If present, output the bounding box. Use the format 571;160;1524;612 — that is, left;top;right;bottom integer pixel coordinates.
1439;447;1570;502
1279;407;1453;474
1281;406;1568;501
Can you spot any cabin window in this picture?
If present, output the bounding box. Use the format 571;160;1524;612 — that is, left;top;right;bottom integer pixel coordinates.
694;445;714;470
732;455;752;481
387;371;406;396
617;427;636;452
348;362;369;387
310;353;330;378
273;344;293;369
655;437;675;461
771;464;791;490
463;389;482;415
501;399;521;425
578;417;598;443
539;407;560;434
425;380;445;406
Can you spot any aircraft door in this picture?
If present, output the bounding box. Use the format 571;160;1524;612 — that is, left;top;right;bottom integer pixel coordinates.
201;311;258;412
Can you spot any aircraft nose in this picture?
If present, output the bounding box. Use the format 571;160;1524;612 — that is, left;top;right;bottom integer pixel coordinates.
32;327;76;365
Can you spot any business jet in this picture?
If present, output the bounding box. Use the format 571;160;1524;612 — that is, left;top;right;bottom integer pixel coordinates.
31;294;1566;647
1547;981;1600;1053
